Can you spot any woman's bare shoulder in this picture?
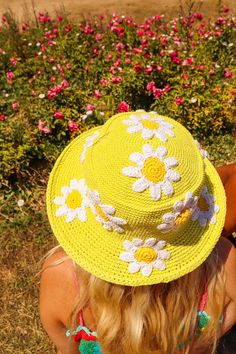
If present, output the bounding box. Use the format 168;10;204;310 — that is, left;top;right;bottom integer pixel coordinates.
40;249;77;326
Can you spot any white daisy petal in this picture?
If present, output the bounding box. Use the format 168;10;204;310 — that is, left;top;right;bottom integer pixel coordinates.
158;250;171;260
142;129;154;139
155;131;167;142
61;186;70;195
144;238;157;247
122;166;141;178
133;178;150;192
164;157;179;168
102;205;115;214
54;196;65;205
77;207;87;222
156;240;166;250
174;201;184;212
127;125;142;133
123;240;136;251
130;152;145;164
56;205;68;217
120;252;135;262
163;212;176;223
166;169;180;182
133;238;144;247
141;264;153;276
112;216;127;225
142;144;154;156
128;262;141;273
154;259;166;270
157;223;172;232
156;146;167;159
150;184;161;201
161;180;174;196
210;215;217;224
66;209;77;223
123;119;134;125
199;215;207;227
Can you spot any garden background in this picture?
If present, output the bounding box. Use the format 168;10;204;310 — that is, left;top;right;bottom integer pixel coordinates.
0;0;236;353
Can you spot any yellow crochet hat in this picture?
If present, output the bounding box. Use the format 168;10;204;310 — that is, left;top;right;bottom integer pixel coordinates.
46;111;226;286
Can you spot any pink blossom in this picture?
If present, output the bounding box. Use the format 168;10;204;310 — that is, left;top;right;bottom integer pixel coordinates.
146;81;155;91
133;63;142;72
118;101;129;112
94;90;102;99
10;58;18;66
133;48;142;54
183;83;190;89
216;17;224;25
175;97;184;105
38;13;51;23
172;57;180;64
95;33;102;41
182;73;189;79
45;31;52;39
168;50;177;58
145;66;153;73
0;114;5;121
57;15;63;22
160;50;165;57
68;120;79;132
38;120;51;134
86;104;94;111
163;85;171;92
153;88;163;99
224;69;233;78
31;90;36;96
223;6;229;13
100;78;107;85
137;29;145;37
156;65;163;71
54;111;64;119
66;64;71;70
53;28;58;36
182;57;194;67
125;58;131;64
93;48;99;55
6;71;14;80
111;76;123;84
64;24;72;33
107;54;113;59
12;102;19;111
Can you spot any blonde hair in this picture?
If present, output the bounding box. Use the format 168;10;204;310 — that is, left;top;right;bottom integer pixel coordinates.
68;250;225;354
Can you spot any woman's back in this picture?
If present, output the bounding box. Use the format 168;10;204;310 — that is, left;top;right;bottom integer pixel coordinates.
40;237;236;354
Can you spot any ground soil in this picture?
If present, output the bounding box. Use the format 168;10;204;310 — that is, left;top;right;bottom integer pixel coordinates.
0;0;235;22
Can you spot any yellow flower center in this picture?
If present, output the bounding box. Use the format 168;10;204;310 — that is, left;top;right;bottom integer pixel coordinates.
141;157;166;183
141;120;159;130
135;247;157;263
175;208;191;226
95;204;110;221
197;196;209;212
66;190;82;209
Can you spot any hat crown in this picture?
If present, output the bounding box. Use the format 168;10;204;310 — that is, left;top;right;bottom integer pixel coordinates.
82;112;205;241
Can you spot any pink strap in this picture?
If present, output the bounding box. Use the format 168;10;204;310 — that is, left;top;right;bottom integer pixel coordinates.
79;312;84;326
199;285;208;312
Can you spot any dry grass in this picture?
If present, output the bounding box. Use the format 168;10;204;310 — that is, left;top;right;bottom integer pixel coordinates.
0;172;56;353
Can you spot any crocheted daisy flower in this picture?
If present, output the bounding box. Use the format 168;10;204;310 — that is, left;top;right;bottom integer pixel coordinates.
120;238;171;276
194;140;209;159
123;113;174;141
54;179;88;223
122;144;180;201
157;192;198;233
80;131;100;163
191;186;220;227
88;190;127;233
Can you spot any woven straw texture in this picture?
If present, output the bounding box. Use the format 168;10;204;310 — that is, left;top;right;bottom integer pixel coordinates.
46;112;226;286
